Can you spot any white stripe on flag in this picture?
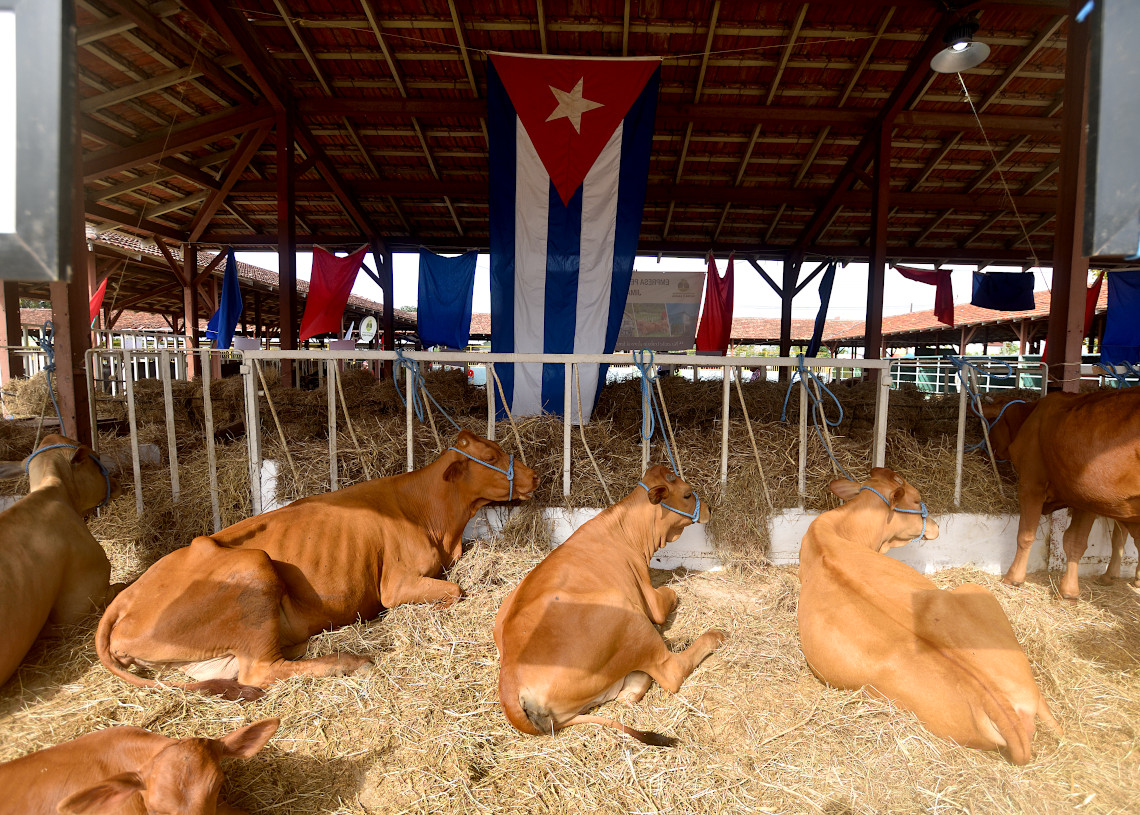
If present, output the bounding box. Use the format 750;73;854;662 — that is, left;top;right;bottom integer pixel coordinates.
513;118;549;416
571;122;623;422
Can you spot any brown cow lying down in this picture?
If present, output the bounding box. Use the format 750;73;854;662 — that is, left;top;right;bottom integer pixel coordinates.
985;389;1140;599
0;434;122;687
97;430;537;699
0;718;278;814
798;468;1059;765
494;465;724;746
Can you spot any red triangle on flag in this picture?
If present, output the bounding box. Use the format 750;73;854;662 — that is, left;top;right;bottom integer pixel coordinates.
490;53;660;206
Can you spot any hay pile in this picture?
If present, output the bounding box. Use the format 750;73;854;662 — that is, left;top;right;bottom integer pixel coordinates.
1;515;1137;814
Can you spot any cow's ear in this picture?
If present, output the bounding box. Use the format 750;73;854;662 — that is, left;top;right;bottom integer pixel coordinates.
70;447;92;466
646;484;669;505
829;479;861;501
0;461;24;480
443;460;467;483
219;717;279;759
890;484;907;506
57;773;145;814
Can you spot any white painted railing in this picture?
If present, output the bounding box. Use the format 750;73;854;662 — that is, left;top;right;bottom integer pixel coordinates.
85;347;892;522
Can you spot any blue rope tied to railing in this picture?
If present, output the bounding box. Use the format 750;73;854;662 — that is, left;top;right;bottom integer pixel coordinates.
1093;361;1140;388
632;349;679;475
393;349;462;432
35;321;64;430
947;356;1023;455
780;354;853;480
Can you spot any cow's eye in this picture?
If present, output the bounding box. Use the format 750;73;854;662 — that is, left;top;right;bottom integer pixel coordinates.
683;492;692;500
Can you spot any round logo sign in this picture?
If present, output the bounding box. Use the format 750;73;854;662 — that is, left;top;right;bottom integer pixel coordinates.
360;315;379;343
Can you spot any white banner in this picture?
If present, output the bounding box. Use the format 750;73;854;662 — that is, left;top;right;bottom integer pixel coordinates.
615;272;706;352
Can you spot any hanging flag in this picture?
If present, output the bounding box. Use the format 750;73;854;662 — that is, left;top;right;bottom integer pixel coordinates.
971;271;1035;312
89;276;108;328
299;245;368;341
418;249;478;349
806;261;838;357
205;248;243;350
695;253;735;355
896;265;954;326
488;52;661;422
1101;269;1140;366
1084;270;1106;338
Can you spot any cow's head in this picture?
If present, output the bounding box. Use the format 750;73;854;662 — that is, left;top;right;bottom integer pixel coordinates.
979;398;1036;462
638;464;710;544
443;430;538;504
56;718;279;815
830;467;938;552
12;434;122;513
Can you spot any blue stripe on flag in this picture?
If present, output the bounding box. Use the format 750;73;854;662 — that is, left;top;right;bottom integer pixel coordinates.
541;182;583;412
487;63;516;416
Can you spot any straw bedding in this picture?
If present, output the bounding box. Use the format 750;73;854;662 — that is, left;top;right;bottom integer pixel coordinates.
1;373;1137;814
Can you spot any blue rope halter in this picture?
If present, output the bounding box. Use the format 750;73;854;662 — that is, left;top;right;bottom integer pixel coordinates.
637;480;701;522
781;354;852;480
448;445;515;501
859;485;928;543
25;443;114;509
394;349;462;432
1094;361;1140;388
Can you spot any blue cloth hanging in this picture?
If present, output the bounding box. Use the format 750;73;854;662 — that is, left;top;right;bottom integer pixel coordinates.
418;249;479;349
971;271;1035;311
806;261;837;357
1101;269;1140;366
205;248;242;350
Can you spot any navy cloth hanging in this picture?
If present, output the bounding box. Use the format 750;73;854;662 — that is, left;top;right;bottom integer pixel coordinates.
1101;269;1140;366
806;261;837;357
205;248;242;350
418;249;479;349
971;272;1035;312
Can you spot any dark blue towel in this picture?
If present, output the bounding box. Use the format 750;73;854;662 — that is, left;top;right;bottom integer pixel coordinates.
418;249;478;349
806;261;837;357
971;272;1035;311
1101;269;1140;366
205;248;242;350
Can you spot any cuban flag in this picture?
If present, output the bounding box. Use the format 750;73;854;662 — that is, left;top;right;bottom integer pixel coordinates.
488;52;660;422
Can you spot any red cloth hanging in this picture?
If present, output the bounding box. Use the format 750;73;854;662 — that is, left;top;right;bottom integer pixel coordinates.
299;246;368;341
89;277;108;327
1084;270;1106;337
895;265;954;327
695;252;734;355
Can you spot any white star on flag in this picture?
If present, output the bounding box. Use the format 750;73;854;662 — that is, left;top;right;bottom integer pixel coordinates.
544;77;605;133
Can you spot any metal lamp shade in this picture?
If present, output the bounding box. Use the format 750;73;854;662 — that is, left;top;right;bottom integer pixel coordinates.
930;41;990;73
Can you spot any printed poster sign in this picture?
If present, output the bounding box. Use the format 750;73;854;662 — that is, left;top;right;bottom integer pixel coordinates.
615;272;706;352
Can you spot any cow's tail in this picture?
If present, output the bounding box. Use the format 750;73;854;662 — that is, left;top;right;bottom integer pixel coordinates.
560;713;679;747
95;598;263;702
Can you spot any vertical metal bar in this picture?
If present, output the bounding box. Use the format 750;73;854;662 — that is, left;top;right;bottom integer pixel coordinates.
486;361;495;440
563;362;573;497
954;377;968;506
123;352;144;516
200;348;221;533
872;364;890;469
720;364;731;490
159;351;180;503
243;357;263;516
328;359;339;490
641;365;650;474
798;372;808;508
405;362;415;472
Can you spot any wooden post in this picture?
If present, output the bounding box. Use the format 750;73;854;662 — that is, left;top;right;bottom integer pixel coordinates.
370;237;395;380
778;252;800;382
277;108;298;386
207;277;222;380
183;245;200;379
1045;0;1091;392
253;291;262;338
866;124;890;378
0;281;24;384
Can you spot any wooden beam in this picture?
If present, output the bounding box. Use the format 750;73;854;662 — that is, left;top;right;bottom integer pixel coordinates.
79;67;198;114
866;126;891;364
536;0;548;54
447;0;479;97
766;4;807;105
188;124;272;242
965;135;1030;194
747;258;782;296
978;15;1066;112
154;238;187;285
85;201;187;241
180;0;286;109
278;109;298;383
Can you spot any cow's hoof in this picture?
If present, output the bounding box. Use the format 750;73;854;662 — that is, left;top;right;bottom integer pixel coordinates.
1128;581;1140;593
708;629;728;648
1058;593;1081;604
1095;573;1117;586
1001;577;1023;588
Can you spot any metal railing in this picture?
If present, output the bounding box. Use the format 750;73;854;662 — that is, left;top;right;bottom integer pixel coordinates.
85;347;891;521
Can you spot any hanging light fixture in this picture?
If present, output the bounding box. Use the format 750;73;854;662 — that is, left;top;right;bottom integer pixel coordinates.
930;16;990;74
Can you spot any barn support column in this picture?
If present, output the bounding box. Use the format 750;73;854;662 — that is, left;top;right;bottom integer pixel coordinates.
207;277;221;380
277;108;298;387
0;282;24;385
49;253;94;445
183;245;200;379
1045;0;1091;392
778;252;800;382
865;124;890;378
369;237;395;380
253;291;262;338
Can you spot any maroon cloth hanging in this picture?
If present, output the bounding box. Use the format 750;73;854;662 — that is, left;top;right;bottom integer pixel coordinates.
299;246;368;341
695;252;734;354
895;265;954;327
